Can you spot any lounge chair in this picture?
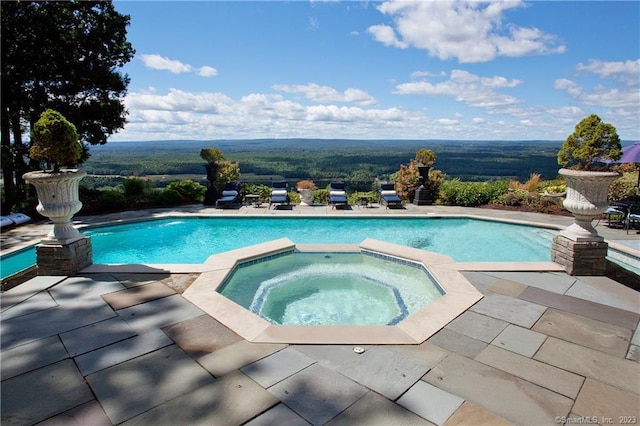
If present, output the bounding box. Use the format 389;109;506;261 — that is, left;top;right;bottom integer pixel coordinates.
379;183;402;208
215;182;241;209
0;213;31;228
269;180;290;209
328;182;348;208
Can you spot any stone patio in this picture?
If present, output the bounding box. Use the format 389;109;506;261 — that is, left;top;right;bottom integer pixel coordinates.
1;204;639;425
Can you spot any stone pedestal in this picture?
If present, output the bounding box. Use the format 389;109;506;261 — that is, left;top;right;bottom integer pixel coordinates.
551;234;608;276
413;187;434;205
36;236;92;276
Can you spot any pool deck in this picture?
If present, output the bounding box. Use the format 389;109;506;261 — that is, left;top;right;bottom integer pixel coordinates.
1;203;639;425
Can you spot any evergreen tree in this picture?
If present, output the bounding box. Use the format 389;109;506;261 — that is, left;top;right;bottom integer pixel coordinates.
1;1;135;210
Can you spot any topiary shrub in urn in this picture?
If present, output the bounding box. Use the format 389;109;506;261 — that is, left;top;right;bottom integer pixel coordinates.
557;114;621;242
23;109;86;244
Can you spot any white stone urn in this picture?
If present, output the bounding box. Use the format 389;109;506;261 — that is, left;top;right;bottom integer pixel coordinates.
23;169;86;245
298;188;315;206
559;168;620;242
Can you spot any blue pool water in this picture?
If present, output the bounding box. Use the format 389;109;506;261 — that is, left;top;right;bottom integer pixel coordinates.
219;251;445;326
1;217;556;278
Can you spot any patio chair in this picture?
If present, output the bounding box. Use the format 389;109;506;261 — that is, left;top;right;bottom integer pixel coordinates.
215;182;241;209
379;183;402;208
1;213;31;228
328;182;348;208
269;180;290;209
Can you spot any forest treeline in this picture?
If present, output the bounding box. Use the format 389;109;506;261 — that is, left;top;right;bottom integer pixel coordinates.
83;139;565;189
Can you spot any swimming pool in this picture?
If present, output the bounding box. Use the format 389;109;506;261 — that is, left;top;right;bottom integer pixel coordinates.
1;217;557;278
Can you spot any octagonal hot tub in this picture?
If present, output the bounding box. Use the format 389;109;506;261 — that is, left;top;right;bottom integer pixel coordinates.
184;238;483;344
219;250;444;326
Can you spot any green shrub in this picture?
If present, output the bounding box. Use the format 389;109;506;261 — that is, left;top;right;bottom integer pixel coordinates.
348;191;376;205
437;179;508;207
609;171;638;201
166;180;205;202
122;178;150;200
155;188;185;206
244;184;272;202
98;189;127;210
315;188;329;204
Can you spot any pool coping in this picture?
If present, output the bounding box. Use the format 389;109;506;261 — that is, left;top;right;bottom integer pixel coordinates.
180;238;490;344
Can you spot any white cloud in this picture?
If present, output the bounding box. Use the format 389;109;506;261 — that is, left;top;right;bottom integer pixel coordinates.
394;70;521;109
272;83;377;106
555;59;640;110
198;66;218;78
368;0;565;63
140;54;192;74
577;59;640;81
140;54;218;78
437;118;459;125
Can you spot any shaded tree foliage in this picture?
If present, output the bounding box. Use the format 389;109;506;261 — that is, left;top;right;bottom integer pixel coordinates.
1;1;135;210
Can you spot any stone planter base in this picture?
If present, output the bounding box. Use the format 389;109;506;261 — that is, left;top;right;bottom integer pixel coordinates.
413;187;434;205
551;234;608;276
36;236;92;276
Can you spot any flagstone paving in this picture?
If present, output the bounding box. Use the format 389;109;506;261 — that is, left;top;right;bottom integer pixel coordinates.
1;205;639;425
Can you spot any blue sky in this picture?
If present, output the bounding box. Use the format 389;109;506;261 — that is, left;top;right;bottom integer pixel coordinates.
112;0;639;142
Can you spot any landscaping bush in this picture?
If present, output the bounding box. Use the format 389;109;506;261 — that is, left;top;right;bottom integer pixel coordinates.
98;189;127;211
609;170;638;201
166;180;205;202
154;188;185;206
315;188;329;205
122;177;152;204
438;179;508;207
243;184;272;202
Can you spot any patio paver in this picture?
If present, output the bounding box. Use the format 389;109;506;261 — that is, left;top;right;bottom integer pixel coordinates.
445;310;508;343
443;402;511;426
116;294;204;333
86;344;216;424
423;353;573;424
120;371;279;425
534;337;640;394
269;363;368;425
0;335;69;380
59;316;136;356
101;281;176;310
337;346;430;400
572;378;640;422
74;328;173;376
469;293;547;328
241;347;316;388
474;344;584;398
520;286;640;330
245;403;311;426
427;328;488;359
327;391;432;425
532;308;633;357
197;340;287;377
161;314;243;358
35;400;111;426
397;380;464;425
490;323;547;357
1;359;94;425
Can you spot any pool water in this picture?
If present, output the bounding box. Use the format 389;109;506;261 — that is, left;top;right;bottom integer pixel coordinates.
218;251;444;326
1;217;556;279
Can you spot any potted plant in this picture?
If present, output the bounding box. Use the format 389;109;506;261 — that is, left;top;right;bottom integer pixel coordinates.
414;149;437;205
296;180;316;205
200;147;225;205
200;147;225;183
557;114;622;241
23;109;86;244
